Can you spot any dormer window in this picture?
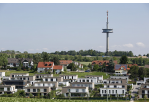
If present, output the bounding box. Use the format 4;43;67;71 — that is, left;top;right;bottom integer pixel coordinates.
45;64;47;66
49;64;51;66
99;62;101;64
121;67;124;70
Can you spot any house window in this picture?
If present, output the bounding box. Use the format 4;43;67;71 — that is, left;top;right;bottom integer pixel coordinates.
83;80;85;82
37;89;40;92
122;90;124;94
87;80;89;82
80;80;81;82
102;90;103;93
109;90;111;94
51;79;53;81
27;89;30;92
28;78;29;80
44;89;47;92
33;89;36;92
45;79;48;81
122;85;125;88
12;75;14;77
76;89;79;92
23;78;25;80
116;90;117;94
142;90;145;94
112;90;114;93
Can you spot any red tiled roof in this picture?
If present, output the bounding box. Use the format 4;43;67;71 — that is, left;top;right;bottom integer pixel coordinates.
53;65;62;70
38;62;54;68
127;64;138;67
92;60;117;66
59;60;72;65
145;65;149;68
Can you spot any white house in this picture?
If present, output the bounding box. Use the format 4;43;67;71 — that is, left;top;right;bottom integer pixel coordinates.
37;62;63;74
85;75;103;83
62;86;89;97
0;72;5;78
59;75;78;82
110;76;129;83
138;83;149;98
77;78;97;84
136;77;149;85
100;79;127;97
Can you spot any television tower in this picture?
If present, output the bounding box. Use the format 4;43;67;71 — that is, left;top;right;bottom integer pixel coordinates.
102;11;113;55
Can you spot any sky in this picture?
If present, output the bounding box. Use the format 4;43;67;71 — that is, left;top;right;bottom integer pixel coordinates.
0;3;149;56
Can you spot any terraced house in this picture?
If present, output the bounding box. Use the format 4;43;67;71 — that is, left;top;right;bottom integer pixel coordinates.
43;76;63;82
35;74;53;80
85;75;103;83
70;82;94;90
77;78;98;84
10;73;29;79
0;85;16;94
59;75;78;82
3;80;28;89
138;83;149;98
34;81;58;89
62;86;89;97
14;76;36;81
25;86;51;96
100;79;127;97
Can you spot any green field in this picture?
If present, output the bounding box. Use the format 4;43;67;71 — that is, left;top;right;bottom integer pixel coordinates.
0;70;36;76
80;62;92;66
0;97;129;102
0;70;109;79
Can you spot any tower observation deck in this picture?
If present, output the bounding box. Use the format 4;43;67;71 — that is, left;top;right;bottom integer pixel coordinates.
102;11;113;55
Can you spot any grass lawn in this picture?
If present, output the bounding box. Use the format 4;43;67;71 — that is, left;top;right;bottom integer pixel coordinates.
80;62;92;66
62;71;110;79
0;70;36;76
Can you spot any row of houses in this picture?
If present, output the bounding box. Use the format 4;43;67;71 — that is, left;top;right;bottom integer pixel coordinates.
0;72;131;98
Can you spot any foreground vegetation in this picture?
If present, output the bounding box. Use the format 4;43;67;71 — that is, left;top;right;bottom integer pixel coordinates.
0;97;129;102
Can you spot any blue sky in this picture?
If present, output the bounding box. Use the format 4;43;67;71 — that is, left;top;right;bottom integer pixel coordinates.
0;3;149;55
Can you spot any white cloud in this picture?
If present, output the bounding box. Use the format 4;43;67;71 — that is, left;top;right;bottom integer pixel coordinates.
43;48;48;51
36;49;40;51
111;45;122;48
99;46;104;48
28;49;34;51
123;43;133;48
136;42;145;47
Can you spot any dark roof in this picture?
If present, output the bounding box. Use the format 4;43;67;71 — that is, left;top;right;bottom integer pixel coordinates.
18;58;33;63
7;58;19;63
115;64;127;70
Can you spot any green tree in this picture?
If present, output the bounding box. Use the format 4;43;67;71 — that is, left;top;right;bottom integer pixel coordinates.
0;53;8;69
138;67;146;79
120;55;128;64
42;52;49;62
88;63;92;69
51;56;60;65
108;58;114;72
93;64;99;71
67;63;77;71
29;93;33;98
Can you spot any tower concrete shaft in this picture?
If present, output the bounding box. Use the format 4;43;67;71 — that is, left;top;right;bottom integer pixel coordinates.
106;11;109;53
102;10;113;55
